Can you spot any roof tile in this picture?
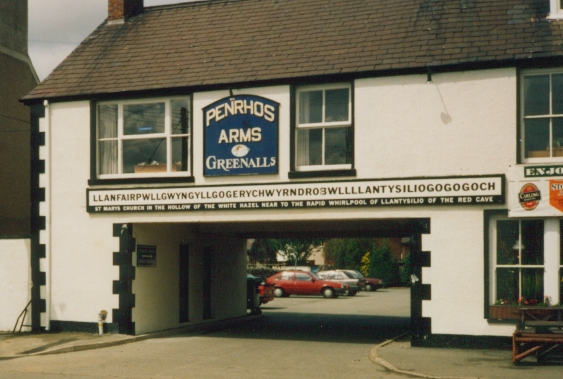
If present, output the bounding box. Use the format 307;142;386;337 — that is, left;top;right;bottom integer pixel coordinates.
23;0;563;101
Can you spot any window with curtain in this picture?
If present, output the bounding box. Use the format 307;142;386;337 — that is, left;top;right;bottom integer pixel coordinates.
521;70;563;161
491;219;544;305
295;84;352;171
97;97;191;178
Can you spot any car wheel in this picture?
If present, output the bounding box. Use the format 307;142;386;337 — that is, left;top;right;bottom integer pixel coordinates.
365;283;373;292
348;290;357;296
322;287;335;298
274;287;285;297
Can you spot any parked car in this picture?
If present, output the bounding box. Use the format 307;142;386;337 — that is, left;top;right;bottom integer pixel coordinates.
266;270;348;298
342;269;384;291
247;274;275;315
259;281;275;305
317;270;362;296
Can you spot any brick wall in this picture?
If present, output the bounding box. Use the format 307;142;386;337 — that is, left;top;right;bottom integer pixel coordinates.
108;0;143;21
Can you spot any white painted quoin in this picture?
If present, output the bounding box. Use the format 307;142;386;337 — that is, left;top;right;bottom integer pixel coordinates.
22;0;563;347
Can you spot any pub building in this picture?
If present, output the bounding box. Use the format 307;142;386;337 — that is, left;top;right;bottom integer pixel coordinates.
20;0;563;347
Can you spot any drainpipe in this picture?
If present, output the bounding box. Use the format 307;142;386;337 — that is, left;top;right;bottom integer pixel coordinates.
43;100;52;331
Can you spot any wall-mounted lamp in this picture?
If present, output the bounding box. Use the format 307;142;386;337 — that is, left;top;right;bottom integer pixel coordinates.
512;240;525;251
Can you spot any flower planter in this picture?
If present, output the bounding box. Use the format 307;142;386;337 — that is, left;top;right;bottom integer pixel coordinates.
489;305;520;320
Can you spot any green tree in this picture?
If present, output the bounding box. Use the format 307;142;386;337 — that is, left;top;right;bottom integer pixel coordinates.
368;240;401;287
325;238;380;270
324;238;346;266
248;239;277;264
268;238;323;266
342;239;360;268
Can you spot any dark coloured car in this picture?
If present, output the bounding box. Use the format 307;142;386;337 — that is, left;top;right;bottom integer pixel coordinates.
247;274;275;315
342;270;384;291
266;270;348;298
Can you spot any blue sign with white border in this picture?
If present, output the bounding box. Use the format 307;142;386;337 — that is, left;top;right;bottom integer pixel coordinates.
204;95;279;176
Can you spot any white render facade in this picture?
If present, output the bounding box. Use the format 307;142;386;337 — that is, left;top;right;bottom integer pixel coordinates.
32;68;522;341
22;0;563;348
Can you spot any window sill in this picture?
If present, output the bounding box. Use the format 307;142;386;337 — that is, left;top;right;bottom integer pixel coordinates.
288;169;356;179
88;176;195;186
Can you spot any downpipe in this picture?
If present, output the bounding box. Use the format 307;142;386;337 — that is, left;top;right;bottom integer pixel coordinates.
98;310;108;335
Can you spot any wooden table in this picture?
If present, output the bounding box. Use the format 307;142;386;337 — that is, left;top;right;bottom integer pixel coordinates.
512;307;563;363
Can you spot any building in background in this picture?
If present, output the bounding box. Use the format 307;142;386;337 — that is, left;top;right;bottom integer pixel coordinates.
0;0;39;331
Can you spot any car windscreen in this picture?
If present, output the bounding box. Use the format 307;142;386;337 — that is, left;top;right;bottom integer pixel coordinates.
309;272;321;280
353;270;365;278
342;271;358;279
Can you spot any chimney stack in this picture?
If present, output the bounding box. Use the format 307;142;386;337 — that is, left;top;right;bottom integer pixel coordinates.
108;0;144;22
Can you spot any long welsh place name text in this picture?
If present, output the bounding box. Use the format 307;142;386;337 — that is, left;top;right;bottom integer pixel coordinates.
91;181;497;203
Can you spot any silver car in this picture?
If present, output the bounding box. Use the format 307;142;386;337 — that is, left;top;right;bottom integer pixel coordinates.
317;270;362;296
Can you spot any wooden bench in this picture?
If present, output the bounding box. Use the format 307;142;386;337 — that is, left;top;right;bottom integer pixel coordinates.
512;307;563;363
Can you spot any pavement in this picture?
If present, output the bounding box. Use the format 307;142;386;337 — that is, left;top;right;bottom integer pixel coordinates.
2;320;562;379
0;316;250;360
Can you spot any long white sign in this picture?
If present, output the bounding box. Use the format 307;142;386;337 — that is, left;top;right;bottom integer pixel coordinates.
87;175;504;213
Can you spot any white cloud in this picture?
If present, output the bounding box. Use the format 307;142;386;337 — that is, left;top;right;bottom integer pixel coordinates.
29;0;192;81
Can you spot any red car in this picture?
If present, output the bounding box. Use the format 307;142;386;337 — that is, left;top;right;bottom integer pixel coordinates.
259;282;275;305
266;270;348;298
247;274;275;307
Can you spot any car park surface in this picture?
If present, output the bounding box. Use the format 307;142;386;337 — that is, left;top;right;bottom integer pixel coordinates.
266;270;348;298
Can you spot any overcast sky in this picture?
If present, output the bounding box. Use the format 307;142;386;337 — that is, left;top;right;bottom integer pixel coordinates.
28;0;191;81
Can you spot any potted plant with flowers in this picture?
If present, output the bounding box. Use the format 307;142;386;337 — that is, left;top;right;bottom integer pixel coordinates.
490;296;555;320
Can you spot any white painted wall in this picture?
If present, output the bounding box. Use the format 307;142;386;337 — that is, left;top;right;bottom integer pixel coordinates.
421;210;513;337
45;101;119;326
355;68;516;178
132;224;183;334
0;239;31;331
131;224;247;334
43;68;518;336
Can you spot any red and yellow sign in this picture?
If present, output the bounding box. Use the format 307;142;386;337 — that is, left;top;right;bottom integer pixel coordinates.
549;180;563;213
519;183;541;210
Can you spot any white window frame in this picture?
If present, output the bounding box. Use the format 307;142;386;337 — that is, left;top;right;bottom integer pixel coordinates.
295;83;352;171
520;68;563;163
549;0;563;19
97;97;191;179
488;216;560;306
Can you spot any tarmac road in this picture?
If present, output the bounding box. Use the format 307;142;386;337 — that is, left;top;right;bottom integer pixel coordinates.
0;288;561;378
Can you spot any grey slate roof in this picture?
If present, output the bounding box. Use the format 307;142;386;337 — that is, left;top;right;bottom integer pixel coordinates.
23;0;563;102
